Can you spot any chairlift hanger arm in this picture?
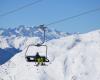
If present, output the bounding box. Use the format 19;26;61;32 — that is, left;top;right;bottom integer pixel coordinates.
37;25;47;45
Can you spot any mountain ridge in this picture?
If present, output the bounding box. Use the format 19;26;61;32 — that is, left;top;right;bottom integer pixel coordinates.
0;25;69;39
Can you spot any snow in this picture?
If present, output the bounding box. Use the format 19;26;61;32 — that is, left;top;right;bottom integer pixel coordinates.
0;36;41;50
0;36;9;49
0;30;100;80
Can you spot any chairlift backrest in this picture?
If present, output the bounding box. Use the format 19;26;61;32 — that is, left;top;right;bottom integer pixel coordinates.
25;44;47;57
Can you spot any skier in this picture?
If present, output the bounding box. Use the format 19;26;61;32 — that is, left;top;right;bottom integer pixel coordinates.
35;52;45;66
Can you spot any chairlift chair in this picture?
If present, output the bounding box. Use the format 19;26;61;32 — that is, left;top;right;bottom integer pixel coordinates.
25;44;49;62
25;25;49;65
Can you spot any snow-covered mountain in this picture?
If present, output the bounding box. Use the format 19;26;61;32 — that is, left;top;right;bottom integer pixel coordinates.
0;28;100;80
0;25;69;48
0;25;69;39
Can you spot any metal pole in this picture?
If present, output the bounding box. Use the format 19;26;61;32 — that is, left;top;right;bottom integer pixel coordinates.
38;25;46;45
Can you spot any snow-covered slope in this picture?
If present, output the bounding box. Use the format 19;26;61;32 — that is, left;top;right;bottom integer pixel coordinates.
0;30;100;80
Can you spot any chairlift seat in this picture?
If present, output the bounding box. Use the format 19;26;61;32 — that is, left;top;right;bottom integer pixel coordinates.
26;55;49;62
25;56;35;62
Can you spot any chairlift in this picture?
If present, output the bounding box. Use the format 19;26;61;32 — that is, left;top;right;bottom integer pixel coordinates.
25;25;49;66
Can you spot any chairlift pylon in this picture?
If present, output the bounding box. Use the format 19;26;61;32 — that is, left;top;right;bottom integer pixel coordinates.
25;25;49;66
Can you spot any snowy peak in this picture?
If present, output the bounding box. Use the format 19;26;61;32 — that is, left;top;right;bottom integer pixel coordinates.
0;25;69;40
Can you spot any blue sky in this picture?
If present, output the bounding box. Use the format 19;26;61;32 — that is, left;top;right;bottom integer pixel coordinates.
0;0;100;33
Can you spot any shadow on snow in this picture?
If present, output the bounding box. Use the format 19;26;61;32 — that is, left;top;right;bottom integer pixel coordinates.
0;47;22;65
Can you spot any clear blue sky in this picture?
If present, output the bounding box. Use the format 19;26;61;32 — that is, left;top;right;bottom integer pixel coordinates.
0;0;100;33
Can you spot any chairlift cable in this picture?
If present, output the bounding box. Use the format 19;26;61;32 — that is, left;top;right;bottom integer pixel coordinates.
46;7;100;26
0;0;44;17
